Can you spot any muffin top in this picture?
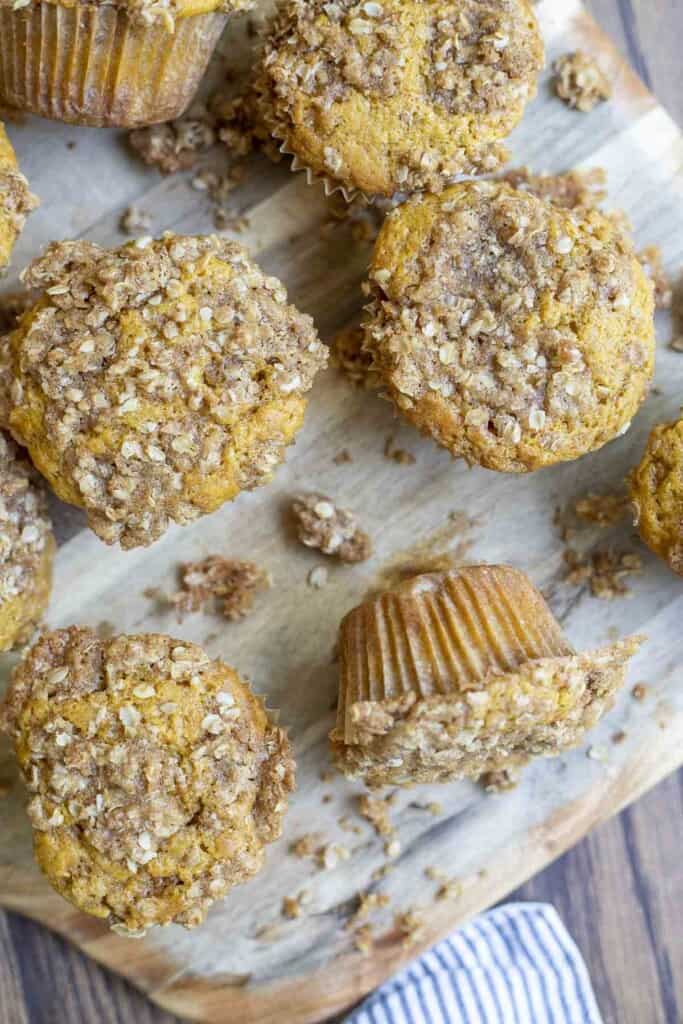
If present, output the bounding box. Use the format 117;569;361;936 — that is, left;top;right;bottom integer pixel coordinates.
7;235;326;548
0;432;53;644
256;0;544;197
0;124;38;269
1;627;295;932
364;179;655;472
630;417;683;575
0;0;254;28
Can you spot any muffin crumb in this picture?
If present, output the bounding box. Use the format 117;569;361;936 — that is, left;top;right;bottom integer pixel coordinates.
174;556;269;621
330;326;379;391
573;493;629;528
120;206;152;236
358;793;395;837
632;683;649;701
553;51;612;112
292;493;372;563
563;548;642;599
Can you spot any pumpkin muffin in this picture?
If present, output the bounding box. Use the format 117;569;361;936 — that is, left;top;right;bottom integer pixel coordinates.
0;0;254;128
330;565;642;787
630;417;683;574
6;234;326;549
255;0;544;198
364;180;655;472
1;627;295;933
0;124;38;268
0;432;54;651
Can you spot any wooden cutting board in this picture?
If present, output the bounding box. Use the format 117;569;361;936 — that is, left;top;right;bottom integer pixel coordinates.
1;1;682;1021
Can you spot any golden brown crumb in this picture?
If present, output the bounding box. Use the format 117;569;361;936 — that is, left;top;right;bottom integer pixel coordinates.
346;891;390;929
638;246;673;310
573;493;629;528
611;730;626;745
358;793;395;837
481;768;520;792
333;449;353;465
563;548;642;599
435;879;462;902
553;52;612;112
282;894;308;919
329;325;380;391
353;924;375;955
632;683;649;701
394;908;425;948
174;557;269;621
292;493;372;563
384;436;416;465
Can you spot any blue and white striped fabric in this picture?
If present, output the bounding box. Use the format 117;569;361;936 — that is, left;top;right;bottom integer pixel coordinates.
345;902;603;1024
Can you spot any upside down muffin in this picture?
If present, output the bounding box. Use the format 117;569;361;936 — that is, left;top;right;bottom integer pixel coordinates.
0;432;54;651
330;565;642;787
255;0;544;197
1;627;295;932
363;179;655;472
6;235;326;549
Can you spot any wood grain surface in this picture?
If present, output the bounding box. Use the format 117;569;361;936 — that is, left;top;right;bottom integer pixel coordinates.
0;2;681;1022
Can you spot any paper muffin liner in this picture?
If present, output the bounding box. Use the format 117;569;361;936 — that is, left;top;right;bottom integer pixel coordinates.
0;4;228;128
335;565;573;745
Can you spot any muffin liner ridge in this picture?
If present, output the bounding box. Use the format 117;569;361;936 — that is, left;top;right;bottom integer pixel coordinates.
0;4;228;128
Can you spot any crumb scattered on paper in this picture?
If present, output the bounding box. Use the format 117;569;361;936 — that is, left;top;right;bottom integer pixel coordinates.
553;51;612;112
292;493;372;563
174;556;269;620
563;548;642;599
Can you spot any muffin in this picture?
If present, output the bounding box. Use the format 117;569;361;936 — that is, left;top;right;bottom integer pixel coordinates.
0;433;54;651
0;0;253;128
6;234;326;549
330;565;641;786
255;0;544;198
364;180;655;472
0;124;38;268
630;417;683;574
1;627;295;932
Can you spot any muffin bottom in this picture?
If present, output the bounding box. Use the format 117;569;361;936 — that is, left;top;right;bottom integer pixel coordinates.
0;5;228;128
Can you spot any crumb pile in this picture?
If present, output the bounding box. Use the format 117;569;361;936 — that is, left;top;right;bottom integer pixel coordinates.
553;51;612;112
331;565;642;786
364;179;654;472
292;492;372;563
6;235;326;548
0;627;295;932
0;432;54;651
174;555;269;620
255;0;544;196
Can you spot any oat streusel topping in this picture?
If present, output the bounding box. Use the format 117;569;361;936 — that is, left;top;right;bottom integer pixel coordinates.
1;627;294;931
292;492;372;563
553;51;612;113
0;432;53;650
174;555;270;620
255;0;544;196
364;179;654;472
7;234;326;548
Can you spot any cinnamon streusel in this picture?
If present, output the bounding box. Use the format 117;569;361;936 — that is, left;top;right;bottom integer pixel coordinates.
1;627;294;932
364;179;655;472
6;235;326;549
0;124;38;268
629;417;683;575
255;0;544;197
330;565;641;786
0;432;54;651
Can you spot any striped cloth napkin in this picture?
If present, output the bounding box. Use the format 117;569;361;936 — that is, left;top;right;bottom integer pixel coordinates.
345;902;603;1024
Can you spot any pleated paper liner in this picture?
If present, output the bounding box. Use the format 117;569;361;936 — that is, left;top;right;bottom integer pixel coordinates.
335;565;574;747
0;4;228;128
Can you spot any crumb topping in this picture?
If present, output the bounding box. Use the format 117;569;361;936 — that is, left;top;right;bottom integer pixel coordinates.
8;235;325;548
0;431;52;609
553;51;612;112
174;556;269;620
365;179;654;472
499;166;608;212
1;627;294;931
256;0;543;195
292;492;372;563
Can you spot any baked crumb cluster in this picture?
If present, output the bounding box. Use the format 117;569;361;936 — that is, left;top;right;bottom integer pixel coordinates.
365;179;654;472
174;555;269;619
7;235;326;548
292;492;372;563
1;627;294;932
0;432;53;650
255;0;543;195
553;51;612;112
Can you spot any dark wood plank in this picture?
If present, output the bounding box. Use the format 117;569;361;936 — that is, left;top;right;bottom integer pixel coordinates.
0;2;681;1022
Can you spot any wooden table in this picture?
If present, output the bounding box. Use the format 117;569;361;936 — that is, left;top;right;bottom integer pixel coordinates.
1;2;681;1022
